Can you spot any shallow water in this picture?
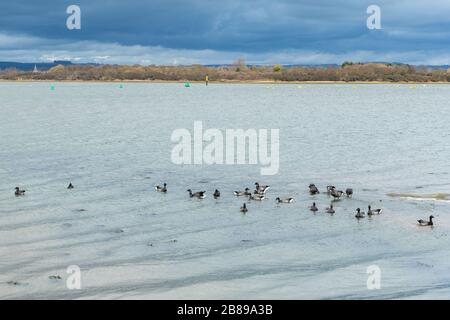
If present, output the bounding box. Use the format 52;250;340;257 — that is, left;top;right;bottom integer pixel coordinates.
1;82;449;299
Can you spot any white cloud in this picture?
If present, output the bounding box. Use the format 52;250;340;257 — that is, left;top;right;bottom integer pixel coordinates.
0;32;448;66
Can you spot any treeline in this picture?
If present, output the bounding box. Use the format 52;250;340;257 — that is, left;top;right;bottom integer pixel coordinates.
1;62;450;82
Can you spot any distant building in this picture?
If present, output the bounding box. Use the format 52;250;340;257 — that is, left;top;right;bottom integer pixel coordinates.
33;64;38;73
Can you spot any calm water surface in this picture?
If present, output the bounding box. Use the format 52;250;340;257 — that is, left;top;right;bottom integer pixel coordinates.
1;82;450;299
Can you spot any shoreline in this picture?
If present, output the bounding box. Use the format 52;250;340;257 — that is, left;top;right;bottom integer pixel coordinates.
1;79;450;85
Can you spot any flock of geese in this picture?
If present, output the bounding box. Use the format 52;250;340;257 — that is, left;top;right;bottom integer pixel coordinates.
13;182;436;226
152;182;435;227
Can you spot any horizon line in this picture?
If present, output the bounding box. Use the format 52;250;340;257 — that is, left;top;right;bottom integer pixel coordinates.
1;60;450;68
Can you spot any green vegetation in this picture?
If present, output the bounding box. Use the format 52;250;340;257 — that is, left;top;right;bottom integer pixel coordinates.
273;64;282;72
1;62;450;82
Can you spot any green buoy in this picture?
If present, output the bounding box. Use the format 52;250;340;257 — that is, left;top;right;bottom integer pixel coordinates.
184;82;190;87
50;85;55;91
119;84;124;89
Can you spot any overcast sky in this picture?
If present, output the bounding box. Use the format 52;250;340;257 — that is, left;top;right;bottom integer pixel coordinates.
1;0;450;65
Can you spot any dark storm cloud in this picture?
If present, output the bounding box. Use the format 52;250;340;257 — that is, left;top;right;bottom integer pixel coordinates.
0;0;450;64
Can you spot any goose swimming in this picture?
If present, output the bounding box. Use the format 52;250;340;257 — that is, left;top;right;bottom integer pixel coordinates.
155;183;167;193
234;188;251;196
367;205;382;215
67;183;74;190
187;189;205;199
213;189;221;199
309;184;320;195
253;190;267;196
331;189;344;200
418;215;434;226
276;197;294;203
240;203;248;213
249;193;265;201
14;187;25;196
254;182;270;194
327;186;336;195
355;208;365;219
309;202;318;212
325;204;335;214
346;188;353;197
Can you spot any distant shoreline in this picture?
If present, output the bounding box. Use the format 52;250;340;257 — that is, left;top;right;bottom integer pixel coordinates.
2;79;450;85
2;63;450;83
